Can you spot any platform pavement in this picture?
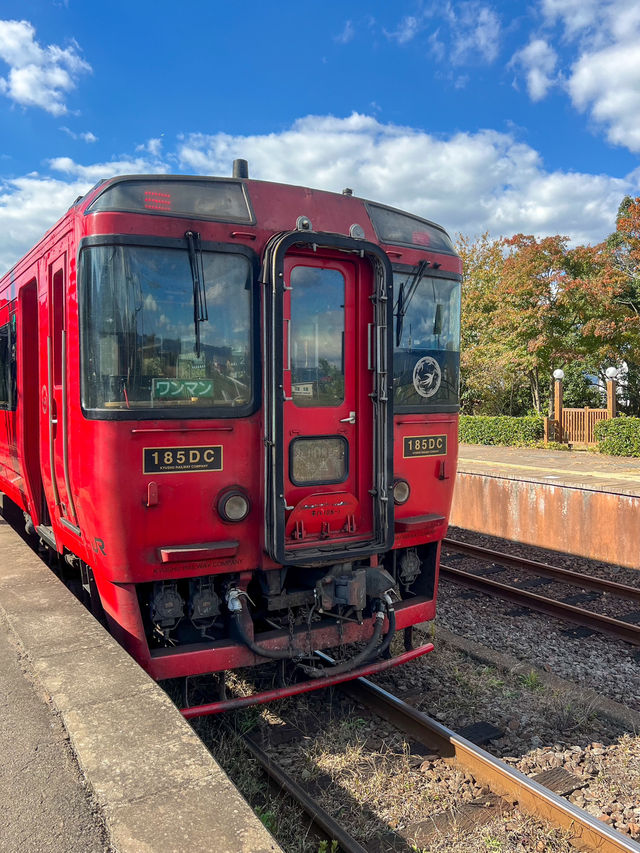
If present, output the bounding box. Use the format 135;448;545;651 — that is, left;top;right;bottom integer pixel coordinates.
0;514;282;853
457;443;640;497
0;620;111;853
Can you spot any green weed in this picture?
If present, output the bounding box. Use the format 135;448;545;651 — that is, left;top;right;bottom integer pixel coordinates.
520;669;544;690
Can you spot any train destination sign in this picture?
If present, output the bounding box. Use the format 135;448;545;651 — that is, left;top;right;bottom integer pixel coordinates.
143;445;223;474
403;435;447;458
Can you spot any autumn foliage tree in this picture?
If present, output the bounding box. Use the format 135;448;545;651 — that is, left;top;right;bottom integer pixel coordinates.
457;201;640;416
605;196;640;412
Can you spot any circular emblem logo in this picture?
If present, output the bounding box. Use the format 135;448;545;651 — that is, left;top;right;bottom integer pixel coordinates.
412;356;441;398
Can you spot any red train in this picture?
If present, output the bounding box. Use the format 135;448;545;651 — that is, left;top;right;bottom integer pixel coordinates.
0;162;461;712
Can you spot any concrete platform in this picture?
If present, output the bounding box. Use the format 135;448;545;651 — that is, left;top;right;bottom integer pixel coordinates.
450;445;640;569
0;619;112;853
0;515;282;853
457;444;640;496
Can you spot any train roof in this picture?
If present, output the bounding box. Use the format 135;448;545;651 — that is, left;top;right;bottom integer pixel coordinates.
2;172;458;284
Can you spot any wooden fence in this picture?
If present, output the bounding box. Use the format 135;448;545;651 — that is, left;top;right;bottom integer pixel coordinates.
545;408;609;444
561;407;609;444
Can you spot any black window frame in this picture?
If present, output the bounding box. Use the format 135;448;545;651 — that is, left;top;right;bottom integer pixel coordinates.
78;234;261;421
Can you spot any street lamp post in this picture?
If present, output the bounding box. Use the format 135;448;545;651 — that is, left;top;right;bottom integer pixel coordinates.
605;366;618;419
552;369;564;442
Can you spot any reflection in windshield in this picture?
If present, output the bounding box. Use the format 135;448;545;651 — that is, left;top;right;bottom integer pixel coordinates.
81;245;252;412
393;273;461;409
290;266;345;408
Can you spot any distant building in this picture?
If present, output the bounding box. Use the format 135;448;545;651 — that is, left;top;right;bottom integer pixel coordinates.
292;382;314;397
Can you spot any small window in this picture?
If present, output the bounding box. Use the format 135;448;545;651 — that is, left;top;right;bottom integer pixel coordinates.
290;436;348;485
290;266;345;408
367;204;455;254
0;317;16;410
88;179;252;223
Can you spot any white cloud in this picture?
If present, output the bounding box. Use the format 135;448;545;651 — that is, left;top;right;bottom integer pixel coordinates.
385;3;500;64
176;114;634;245
136;137;164;157
541;0;602;39
427;29;446;62
0;174;92;270
0;19;90;115
334;20;355;44
450;3;501;65
568;39;640;151
1;114;637;272
60;126;97;143
510;38;559;100
385;15;423;45
0;150;169;270
48;151;169;183
512;1;640;152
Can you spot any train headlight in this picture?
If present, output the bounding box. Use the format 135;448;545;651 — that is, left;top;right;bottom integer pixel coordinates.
393;479;410;505
218;489;251;522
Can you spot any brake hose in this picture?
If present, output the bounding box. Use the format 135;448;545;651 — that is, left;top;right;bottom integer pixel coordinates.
226;588;396;675
299;593;396;678
227;589;303;661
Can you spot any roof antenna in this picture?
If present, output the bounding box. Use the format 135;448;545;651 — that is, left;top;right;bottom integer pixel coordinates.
232;159;249;179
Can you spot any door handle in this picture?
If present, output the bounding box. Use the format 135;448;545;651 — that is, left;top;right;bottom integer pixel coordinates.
340;411;356;424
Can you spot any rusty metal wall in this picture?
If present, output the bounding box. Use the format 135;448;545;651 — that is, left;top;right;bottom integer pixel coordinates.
450;472;640;570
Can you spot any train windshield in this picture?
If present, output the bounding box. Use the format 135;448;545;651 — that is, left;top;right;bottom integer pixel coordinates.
80;244;253;415
393;272;461;411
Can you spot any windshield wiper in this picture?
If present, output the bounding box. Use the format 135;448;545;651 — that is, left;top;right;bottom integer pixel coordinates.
395;259;429;347
185;230;209;357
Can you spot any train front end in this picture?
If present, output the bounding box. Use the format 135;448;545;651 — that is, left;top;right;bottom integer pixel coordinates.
66;173;461;702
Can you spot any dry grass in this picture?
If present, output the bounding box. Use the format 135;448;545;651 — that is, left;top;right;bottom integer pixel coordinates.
171;635;635;851
417;812;575;852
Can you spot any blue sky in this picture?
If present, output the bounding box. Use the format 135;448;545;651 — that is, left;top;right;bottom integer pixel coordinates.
1;0;640;270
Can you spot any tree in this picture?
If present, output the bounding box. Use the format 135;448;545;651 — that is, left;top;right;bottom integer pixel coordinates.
456;233;529;414
606;196;640;315
604;197;640;413
457;199;640;417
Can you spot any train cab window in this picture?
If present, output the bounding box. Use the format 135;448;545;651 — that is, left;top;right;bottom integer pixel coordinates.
290;266;345;407
0;318;16;410
80;244;253;417
393;272;461;412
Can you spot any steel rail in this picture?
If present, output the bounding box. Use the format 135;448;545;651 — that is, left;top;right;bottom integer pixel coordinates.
440;564;640;646
338;672;640;853
240;731;368;853
443;538;640;602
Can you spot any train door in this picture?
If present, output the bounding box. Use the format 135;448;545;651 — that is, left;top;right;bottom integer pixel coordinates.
283;253;374;540
264;234;394;565
18;279;43;523
43;252;80;537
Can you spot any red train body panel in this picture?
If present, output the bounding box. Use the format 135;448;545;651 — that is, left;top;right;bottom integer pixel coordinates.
0;168;461;701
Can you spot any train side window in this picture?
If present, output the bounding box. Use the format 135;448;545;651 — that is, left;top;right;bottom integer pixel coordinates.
0;318;16;410
51;269;64;388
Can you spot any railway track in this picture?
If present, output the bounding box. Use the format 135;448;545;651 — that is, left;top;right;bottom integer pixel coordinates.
441;538;640;646
239;730;368;853
340;671;640;852
227;653;640;853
